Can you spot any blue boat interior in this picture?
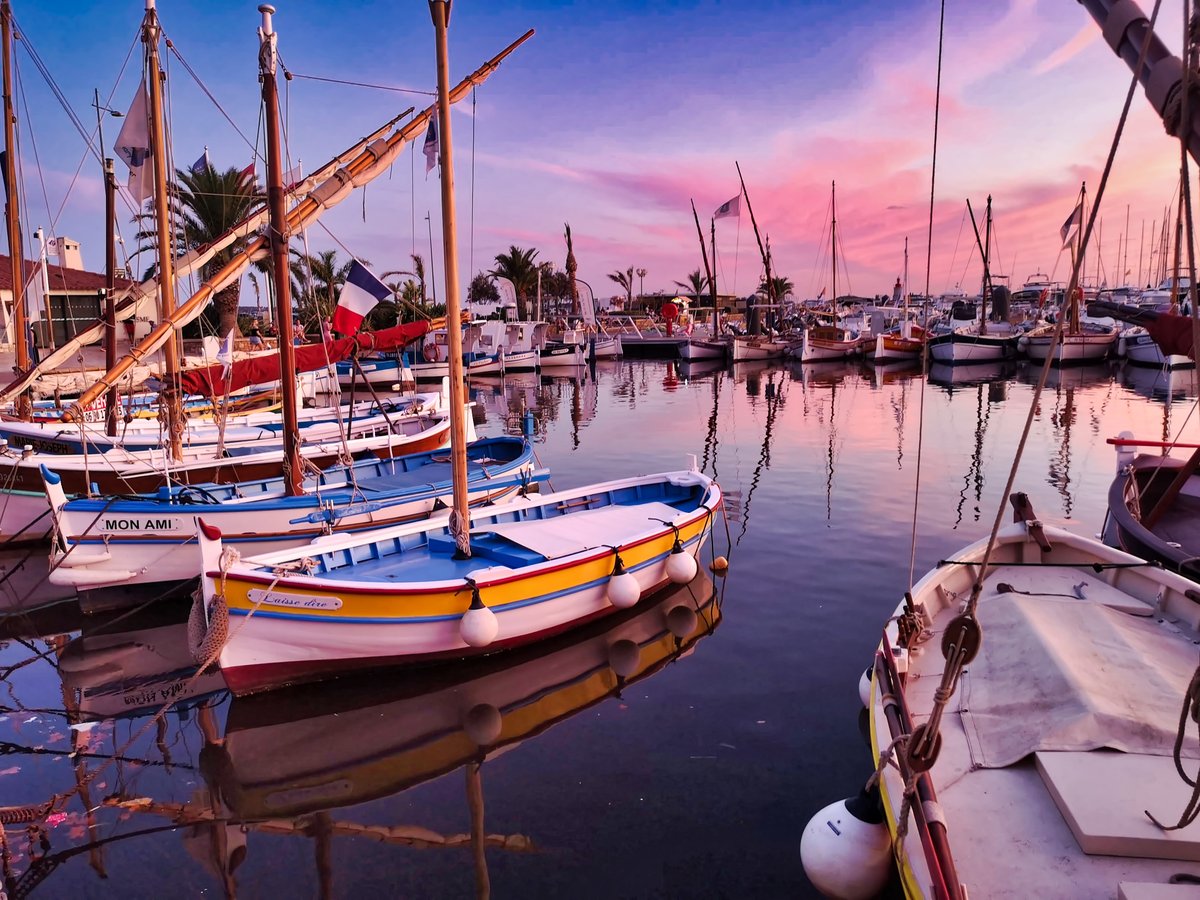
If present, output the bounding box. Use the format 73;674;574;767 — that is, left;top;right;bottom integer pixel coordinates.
297;476;709;583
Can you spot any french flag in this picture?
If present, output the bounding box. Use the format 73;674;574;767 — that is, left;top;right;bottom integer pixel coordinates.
333;260;391;334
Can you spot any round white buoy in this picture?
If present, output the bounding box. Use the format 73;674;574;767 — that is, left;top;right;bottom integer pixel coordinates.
607;570;641;608
858;665;873;708
460;603;498;647
665;604;698;639
1117;336;1128;357
463;703;503;746
607;639;641;678
665;546;698;584
800;790;892;900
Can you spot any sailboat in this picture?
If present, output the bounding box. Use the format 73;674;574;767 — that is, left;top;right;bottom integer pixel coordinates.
791;182;861;363
1022;185;1118;365
926;197;1023;364
802;6;1200;897
191;5;721;697
864;241;925;363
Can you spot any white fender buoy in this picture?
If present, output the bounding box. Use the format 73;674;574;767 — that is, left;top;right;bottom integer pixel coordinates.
607;639;641;678
800;788;892;900
666;605;698;639
858;665;873;708
1117;336;1128;357
463;703;503;746
607;552;641;609
665;540;698;584
460;587;498;647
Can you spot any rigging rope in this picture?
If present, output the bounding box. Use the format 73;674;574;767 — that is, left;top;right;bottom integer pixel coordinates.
907;0;945;590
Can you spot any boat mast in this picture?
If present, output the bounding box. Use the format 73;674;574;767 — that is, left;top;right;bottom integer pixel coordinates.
258;4;302;495
735;161;772;333
430;0;470;557
1;0;28;420
690;199;715;333
981;195;992;335
143;0;184;460
831;181;837;311
710;217;719;335
104;157;119;436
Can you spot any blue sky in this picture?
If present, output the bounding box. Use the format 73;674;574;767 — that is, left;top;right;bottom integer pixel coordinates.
4;0;1193;306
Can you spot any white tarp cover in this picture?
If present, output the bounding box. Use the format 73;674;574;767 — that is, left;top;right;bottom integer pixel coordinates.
481;501;683;560
958;593;1200;768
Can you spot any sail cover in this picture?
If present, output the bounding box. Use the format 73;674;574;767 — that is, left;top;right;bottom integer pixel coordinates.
1146;313;1199;360
179;320;430;396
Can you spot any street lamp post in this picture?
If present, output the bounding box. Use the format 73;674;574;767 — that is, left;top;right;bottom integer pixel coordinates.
91;89;123;166
636;267;646;304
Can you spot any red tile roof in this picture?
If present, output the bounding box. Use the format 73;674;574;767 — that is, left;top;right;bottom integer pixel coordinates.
0;254;134;294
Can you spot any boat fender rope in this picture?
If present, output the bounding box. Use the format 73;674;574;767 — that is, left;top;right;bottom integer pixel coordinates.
188;584;228;667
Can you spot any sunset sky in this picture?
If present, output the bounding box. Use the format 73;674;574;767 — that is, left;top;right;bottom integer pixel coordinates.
7;0;1195;308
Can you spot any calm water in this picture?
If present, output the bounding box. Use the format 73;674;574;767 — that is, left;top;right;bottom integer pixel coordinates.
1;357;1195;898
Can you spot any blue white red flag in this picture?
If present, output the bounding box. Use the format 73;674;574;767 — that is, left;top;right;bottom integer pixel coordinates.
333;260;391;334
713;195;740;219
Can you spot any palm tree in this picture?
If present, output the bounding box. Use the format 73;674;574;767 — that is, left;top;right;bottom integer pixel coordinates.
674;269;710;301
760;275;794;302
490;246;540;320
135;164;264;336
608;267;634;310
564;223;579;317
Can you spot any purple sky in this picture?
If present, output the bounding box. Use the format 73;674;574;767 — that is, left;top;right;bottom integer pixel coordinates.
6;0;1195;308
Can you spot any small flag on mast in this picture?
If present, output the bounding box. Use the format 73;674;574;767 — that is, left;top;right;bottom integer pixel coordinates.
713;195;740;219
423;114;439;174
1060;200;1083;249
114;82;152;204
333;260;392;335
190;147;211;175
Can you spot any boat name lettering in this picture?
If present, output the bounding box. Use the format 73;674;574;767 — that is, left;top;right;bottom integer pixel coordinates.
101;517;184;533
248;589;343;611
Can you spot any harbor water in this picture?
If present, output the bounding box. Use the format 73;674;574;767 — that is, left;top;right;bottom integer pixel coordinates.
0;356;1191;898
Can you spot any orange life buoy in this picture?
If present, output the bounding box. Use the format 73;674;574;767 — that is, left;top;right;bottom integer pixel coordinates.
424;342;441;363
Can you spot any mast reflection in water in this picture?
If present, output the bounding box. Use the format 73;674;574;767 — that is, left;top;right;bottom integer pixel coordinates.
2;357;1196;896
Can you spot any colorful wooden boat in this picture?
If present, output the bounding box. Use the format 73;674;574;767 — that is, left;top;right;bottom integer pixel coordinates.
196;463;721;695
43;436;539;589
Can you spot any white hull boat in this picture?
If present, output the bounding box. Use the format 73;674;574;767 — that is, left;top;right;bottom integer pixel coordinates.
1021;323;1117;364
679;338;728;360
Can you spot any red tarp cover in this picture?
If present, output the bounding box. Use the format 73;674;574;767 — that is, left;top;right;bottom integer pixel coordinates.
179;320;431;396
1146;314;1198;361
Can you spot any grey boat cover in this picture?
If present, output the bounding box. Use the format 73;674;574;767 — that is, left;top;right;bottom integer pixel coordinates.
958;593;1200;768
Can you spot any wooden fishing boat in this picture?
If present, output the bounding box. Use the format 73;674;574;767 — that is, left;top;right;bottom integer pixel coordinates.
42;436;539;589
731;335;791;361
804;495;1200;898
196;464;720;695
0;406;455;545
863;322;926;362
792;322;859;362
210;575;721;819
1101;434;1200;579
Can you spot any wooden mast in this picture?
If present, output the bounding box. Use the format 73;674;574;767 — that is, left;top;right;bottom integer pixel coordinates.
104;158;119;436
734;161;772;333
709;217;719;334
1;0;28;420
831;181;837;310
981;196;992;335
143;0;184;460
430;0;470;556
690;199;715;333
258;3;303;495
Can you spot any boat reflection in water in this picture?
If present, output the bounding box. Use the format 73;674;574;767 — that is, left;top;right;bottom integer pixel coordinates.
927;359;1016;390
6;575;722;897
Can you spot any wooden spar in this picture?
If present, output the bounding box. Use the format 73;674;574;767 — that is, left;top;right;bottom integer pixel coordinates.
709;217;719;333
466;763;490;900
965;196;991;334
259;4;302;496
734;161;773;320
1069;182;1087;333
61;29;534;423
430;0;470;557
831;181;837;309
1;0;28;419
104;158;119;436
690;199;715;329
143;0;185;461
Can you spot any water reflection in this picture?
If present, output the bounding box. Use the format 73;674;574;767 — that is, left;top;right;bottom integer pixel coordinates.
468;368;600;448
1;577;723;898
